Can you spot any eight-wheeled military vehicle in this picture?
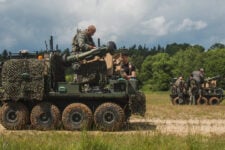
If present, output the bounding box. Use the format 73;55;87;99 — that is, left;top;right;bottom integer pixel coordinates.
0;37;146;131
170;76;224;105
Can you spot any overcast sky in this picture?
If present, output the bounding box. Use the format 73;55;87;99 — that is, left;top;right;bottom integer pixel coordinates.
1;0;225;52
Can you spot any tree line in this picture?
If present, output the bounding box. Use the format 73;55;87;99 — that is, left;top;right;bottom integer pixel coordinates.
1;42;225;91
126;42;225;91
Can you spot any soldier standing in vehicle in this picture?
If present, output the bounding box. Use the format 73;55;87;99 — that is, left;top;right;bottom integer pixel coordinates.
72;25;96;54
189;68;205;104
192;68;205;86
120;51;136;80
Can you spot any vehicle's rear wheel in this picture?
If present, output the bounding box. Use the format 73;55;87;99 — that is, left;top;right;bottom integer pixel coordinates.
0;102;29;130
197;96;208;105
209;97;220;105
30;102;60;130
62;103;93;130
94;102;125;131
172;97;185;105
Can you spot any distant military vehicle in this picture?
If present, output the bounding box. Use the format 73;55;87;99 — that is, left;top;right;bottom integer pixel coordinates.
0;36;146;131
170;76;224;105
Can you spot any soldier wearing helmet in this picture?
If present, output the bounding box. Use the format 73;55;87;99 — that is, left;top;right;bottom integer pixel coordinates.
72;25;96;54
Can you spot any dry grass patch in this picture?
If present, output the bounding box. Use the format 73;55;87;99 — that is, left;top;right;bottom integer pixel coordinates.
144;91;225;119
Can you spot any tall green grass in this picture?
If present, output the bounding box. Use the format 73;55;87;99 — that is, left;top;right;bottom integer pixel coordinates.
1;131;225;150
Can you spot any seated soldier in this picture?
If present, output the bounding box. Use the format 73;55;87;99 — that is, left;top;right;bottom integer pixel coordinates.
72;25;96;54
175;76;184;87
120;51;136;80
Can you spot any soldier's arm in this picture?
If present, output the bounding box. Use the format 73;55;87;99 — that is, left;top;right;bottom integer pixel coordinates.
130;65;136;78
90;37;96;47
122;65;136;80
78;33;94;51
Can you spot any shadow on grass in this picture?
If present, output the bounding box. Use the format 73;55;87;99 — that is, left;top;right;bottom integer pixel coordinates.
123;121;157;131
0;120;157;132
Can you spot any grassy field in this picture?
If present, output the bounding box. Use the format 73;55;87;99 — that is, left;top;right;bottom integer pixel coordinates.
145;91;225;119
1;91;225;150
1;131;225;150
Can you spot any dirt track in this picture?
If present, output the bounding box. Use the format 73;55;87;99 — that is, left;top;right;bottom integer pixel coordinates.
129;118;225;135
1;118;225;135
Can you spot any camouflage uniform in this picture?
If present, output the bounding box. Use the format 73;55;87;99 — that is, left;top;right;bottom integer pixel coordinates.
72;30;95;54
188;78;198;105
174;77;186;103
187;70;204;105
192;70;204;85
121;62;135;76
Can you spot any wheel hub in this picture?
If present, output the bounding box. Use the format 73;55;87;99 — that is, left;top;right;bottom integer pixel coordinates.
6;110;17;123
71;112;83;124
40;112;51;123
178;98;183;104
103;111;115;123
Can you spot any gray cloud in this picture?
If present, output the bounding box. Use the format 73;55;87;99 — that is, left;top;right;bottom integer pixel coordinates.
0;0;225;52
176;18;207;31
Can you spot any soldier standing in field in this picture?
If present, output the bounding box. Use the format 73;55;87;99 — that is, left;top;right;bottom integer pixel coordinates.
72;25;96;54
187;74;198;105
174;75;186;104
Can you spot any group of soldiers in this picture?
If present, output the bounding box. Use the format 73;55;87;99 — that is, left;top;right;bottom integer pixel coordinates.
71;25;136;80
173;68;205;105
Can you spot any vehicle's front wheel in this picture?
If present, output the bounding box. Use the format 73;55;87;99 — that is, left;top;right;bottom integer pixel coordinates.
209;97;220;105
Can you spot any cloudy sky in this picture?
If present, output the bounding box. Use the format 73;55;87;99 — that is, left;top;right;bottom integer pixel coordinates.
0;0;225;52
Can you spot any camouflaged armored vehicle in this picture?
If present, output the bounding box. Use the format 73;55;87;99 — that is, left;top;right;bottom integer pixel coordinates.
170;76;224;105
0;37;146;131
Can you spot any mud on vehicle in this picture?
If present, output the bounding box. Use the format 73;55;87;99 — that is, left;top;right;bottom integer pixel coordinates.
0;37;146;131
170;76;224;105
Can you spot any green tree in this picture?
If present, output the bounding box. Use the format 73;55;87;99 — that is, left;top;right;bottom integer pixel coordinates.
165;43;191;56
2;49;8;59
201;48;225;88
139;53;172;91
209;43;225;50
170;46;204;78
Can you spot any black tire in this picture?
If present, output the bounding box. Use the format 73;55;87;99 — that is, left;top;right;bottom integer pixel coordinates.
62;103;93;130
136;92;146;116
197;97;208;105
30;102;60;130
0;102;29;130
94;102;125;131
129;92;146;116
216;88;224;95
209;97;220;105
172;97;185;105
